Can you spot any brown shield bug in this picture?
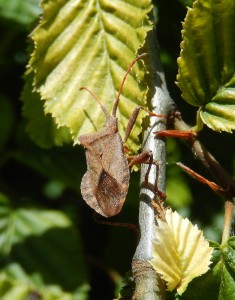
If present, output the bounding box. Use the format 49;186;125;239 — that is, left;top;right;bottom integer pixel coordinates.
79;54;165;218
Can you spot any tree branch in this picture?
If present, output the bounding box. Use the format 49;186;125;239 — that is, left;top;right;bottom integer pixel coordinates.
132;26;175;300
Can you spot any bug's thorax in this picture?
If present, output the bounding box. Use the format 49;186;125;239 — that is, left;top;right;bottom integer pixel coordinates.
78;114;119;146
104;115;118;134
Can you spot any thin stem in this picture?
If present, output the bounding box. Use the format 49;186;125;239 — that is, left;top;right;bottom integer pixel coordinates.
174;116;235;196
221;199;234;245
132;26;175;300
173;115;235;245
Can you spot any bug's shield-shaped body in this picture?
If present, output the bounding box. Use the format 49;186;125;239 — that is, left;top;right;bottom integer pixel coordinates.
79;117;130;218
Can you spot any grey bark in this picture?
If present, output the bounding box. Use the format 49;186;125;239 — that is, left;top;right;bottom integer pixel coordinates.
132;27;175;300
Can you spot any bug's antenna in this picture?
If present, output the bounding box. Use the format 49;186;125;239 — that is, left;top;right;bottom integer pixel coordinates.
112;53;147;117
80;87;110;120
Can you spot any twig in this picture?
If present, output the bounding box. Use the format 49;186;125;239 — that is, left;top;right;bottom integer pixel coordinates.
174;116;235;195
221;199;234;245
132;6;235;298
132;26;175;300
173;115;235;244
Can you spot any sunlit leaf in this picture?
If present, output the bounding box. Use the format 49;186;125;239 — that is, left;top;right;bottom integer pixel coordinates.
25;0;152;151
177;0;235;132
149;209;213;295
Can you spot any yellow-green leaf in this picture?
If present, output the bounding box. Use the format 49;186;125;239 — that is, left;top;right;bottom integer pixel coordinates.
149;209;213;295
27;0;152;151
177;0;235;132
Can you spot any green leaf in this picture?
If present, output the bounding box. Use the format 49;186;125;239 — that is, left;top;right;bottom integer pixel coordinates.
22;70;72;148
11;144;85;191
0;194;14;257
220;238;235;299
0;0;41;25
166;139;193;208
166;177;192;208
0;274;87;300
178;0;194;7
25;0;152;151
178;238;235;300
0;195;89;299
177;0;235;132
118;271;135;299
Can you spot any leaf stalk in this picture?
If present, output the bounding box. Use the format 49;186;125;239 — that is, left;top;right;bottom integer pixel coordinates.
221;198;234;245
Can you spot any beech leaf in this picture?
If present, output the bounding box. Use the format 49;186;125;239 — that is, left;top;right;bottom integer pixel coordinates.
177;0;235;132
25;0;152;151
149;209;213;295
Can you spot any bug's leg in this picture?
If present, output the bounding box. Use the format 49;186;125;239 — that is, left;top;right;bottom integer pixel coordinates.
142;156;167;219
127;151;166;199
154;111;198;139
150;197;166;221
124;107;141;143
124;107;167;143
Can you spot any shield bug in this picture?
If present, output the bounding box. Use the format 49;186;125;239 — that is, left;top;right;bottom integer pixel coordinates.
79;54;165;218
